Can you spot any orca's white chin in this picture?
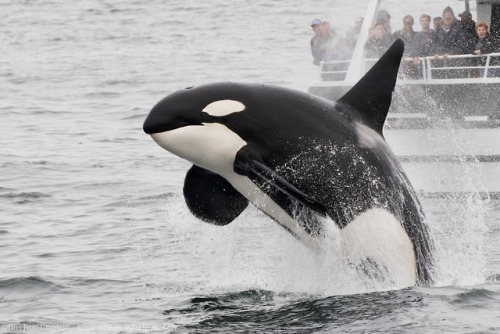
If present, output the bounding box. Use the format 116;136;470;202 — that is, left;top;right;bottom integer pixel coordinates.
150;123;247;176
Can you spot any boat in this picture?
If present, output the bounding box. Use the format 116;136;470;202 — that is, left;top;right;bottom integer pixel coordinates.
308;0;500;198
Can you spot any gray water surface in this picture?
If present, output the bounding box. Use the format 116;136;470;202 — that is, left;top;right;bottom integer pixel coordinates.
2;1;500;333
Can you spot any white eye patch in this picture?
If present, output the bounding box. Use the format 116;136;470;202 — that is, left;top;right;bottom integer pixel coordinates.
202;100;246;117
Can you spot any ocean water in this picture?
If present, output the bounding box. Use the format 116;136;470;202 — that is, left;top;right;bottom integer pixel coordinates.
2;0;500;333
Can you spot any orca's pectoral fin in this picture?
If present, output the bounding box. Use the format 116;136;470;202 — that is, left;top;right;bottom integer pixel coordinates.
183;165;248;225
234;148;327;216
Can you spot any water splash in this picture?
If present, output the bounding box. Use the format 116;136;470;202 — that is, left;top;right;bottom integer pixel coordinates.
430;194;490;287
133;194;429;297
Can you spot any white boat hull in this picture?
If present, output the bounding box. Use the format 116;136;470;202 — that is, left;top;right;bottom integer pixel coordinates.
385;128;500;196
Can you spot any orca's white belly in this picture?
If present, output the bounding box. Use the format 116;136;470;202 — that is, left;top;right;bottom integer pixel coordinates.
340;208;417;287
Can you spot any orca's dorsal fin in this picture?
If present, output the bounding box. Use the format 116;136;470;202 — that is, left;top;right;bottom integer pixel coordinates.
338;38;404;134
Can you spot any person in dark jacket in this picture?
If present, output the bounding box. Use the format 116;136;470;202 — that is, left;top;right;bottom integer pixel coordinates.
317;21;350;62
474;21;500;76
457;11;479;77
364;23;393;58
474;21;497;55
434;7;472;78
392;15;417;77
433;17;443;32
392;15;416;51
434;7;462;55
310;19;323;66
410;14;437;78
457;11;477;54
376;9;392;35
412;14;437;57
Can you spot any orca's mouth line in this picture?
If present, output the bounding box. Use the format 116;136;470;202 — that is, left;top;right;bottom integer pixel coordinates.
143;112;225;135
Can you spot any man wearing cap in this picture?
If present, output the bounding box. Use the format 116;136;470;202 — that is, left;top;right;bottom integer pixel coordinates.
459;11;473;24
310;19;323;65
457;10;477;54
458;11;479;77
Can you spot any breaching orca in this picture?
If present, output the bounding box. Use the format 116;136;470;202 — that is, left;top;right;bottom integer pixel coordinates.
143;39;434;285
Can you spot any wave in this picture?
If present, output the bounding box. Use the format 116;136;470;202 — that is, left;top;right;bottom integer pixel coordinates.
65;277;132;287
451;288;497;304
163;284;500;333
0;192;51;205
0;276;60;293
85;91;121;98
107;192;177;209
0;192;50;199
163;288;423;333
121;113;146;121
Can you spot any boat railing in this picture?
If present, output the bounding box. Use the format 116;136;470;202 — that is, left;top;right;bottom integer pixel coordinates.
420;53;500;80
319;59;351;81
319;52;500;83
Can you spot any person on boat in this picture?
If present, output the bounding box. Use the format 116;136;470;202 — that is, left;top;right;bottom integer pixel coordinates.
392;15;416;50
411;14;437;58
376;9;392;35
434;7;462;56
433;17;443;32
310;19;323;66
314;21;350;64
392;15;418;78
364;23;393;58
457;11;479;77
434;7;473;78
313;21;351;80
473;21;500;76
410;14;437;78
474;21;497;56
457;11;477;54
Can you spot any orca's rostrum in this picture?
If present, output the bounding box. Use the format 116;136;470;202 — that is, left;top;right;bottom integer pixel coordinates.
143;39;435;286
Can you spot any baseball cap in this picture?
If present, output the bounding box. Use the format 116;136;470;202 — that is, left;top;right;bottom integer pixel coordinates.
311;19;321;26
459;11;472;18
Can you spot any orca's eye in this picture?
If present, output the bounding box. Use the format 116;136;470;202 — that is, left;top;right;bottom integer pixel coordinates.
185;86;194;90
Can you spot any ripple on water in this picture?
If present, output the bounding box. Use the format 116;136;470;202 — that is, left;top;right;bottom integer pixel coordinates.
0;276;62;298
451;288;497;305
0;192;51;205
162;289;425;333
